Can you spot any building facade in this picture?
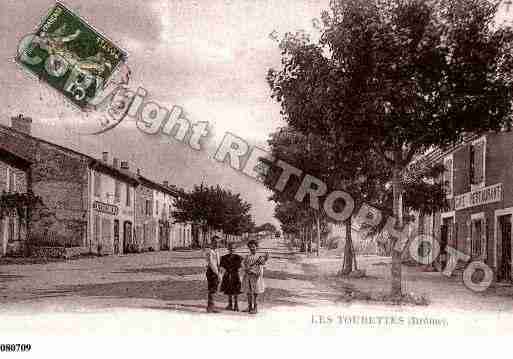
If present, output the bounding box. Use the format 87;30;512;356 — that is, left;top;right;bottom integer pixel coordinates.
417;131;513;282
88;156;138;255
0;115;193;257
135;176;192;251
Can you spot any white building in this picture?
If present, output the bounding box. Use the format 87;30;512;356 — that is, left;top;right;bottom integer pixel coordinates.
88;154;138;255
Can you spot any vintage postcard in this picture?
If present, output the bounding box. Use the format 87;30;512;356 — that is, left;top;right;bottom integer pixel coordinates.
2;0;513;356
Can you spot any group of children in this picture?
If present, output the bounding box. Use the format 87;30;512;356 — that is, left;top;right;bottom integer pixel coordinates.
205;237;268;314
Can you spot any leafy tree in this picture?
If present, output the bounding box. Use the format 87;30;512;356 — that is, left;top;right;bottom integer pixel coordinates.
173;183;254;246
268;0;513;296
254;222;278;234
0;190;44;246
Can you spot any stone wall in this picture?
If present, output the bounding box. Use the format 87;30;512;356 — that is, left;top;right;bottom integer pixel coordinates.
29;246;83;259
0;126;90;249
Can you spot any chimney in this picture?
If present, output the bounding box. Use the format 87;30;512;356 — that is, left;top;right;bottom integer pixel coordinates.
113;157;119;169
120;161;129;170
102;152;108;163
163;180;169;187
11;114;32;135
137;168;141;176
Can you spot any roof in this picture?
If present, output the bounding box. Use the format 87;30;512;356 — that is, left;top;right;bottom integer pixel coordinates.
1;122;182;192
408;133;480;173
0;146;32;170
89;159;140;186
137;175;180;197
0;123;95;162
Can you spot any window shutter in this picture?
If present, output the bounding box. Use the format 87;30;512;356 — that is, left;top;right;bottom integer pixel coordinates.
472;141;484;184
444;157;453;196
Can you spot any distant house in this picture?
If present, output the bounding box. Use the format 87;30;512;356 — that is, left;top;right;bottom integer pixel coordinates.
135;175;192;251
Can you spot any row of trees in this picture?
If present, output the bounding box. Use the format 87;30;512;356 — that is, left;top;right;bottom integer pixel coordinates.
172;183;255;247
266;0;513;296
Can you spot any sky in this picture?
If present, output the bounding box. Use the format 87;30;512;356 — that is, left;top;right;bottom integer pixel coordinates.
0;0;330;227
1;1;512;227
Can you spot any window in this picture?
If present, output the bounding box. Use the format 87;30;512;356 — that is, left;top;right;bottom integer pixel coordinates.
7;168;16;192
470;138;485;187
145;200;152;216
7;218;15;242
94;172;101;197
169;205;172;218
126;185;131;207
443;155;453;198
156;200;159;215
114;180;121;203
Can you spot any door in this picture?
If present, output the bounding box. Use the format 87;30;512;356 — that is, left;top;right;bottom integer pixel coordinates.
440;218;453;269
113;220;120;254
499;215;512;282
101;218;111;254
159;223;165;250
123;221;132;253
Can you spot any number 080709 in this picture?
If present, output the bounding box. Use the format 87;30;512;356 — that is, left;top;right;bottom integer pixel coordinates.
0;344;32;352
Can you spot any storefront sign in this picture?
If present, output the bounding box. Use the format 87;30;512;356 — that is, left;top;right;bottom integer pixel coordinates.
93;200;119;216
454;183;502;210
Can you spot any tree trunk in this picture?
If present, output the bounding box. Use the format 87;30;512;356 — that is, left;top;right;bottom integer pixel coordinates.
342;217;353;274
352;238;358;270
308;224;313;253
316;215;321;257
391;165;403;297
299;225;306;253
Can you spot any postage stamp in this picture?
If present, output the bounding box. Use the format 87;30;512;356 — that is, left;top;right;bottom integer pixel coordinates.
15;2;127;109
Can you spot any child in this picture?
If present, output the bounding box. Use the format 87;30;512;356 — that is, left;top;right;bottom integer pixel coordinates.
242;240;269;314
220;242;243;311
205;236;221;313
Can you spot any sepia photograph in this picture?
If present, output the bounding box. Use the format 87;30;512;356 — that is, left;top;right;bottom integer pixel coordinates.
2;0;513;355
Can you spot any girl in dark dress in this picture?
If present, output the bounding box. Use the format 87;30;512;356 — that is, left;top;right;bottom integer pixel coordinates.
220;242;243;311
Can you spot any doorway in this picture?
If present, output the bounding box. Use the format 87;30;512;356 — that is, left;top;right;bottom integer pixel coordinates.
158;223;164;250
440;217;453;270
123;221;132;253
113;220;120;254
498;214;512;282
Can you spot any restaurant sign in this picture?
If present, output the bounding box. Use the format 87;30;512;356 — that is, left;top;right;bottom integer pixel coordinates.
93;200;119;216
454;183;503;211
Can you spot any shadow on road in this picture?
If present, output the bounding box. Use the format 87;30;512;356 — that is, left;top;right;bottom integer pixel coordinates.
0;273;24;282
113;266;205;276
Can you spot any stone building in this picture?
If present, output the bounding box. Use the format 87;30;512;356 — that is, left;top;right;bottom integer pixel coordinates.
1;115;91;254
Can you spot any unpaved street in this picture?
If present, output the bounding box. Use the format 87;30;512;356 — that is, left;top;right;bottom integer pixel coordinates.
1;238;513;335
